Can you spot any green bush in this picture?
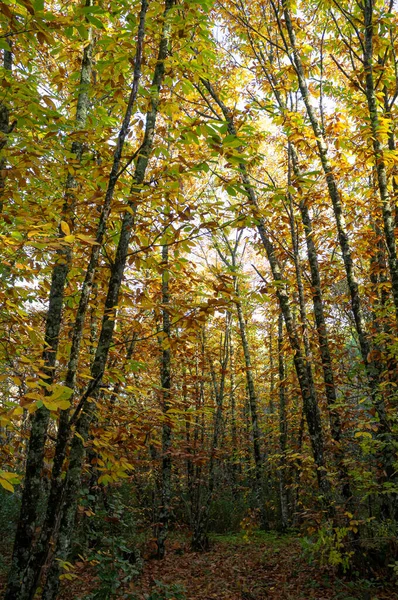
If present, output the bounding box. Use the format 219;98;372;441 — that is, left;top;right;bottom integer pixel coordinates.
208;491;253;533
300;522;354;573
83;539;143;600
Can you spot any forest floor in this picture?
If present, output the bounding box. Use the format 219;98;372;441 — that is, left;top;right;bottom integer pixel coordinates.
57;531;397;600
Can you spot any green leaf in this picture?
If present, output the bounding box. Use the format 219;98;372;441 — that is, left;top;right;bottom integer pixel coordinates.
223;134;241;148
81;5;106;14
76;24;89;39
0;39;11;52
86;14;105;29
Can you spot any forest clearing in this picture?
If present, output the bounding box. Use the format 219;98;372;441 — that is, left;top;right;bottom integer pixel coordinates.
1;0;398;598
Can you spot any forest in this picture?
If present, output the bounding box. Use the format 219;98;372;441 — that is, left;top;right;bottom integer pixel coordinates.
1;0;398;598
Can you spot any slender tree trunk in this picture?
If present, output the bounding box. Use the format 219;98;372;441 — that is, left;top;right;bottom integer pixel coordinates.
383;90;398;230
279;0;390;442
191;319;229;551
362;0;398;324
287;147;352;499
234;280;268;528
229;334;238;487
42;0;148;529
259;57;344;448
256;221;330;500
0;42;13;213
202;79;331;503
39;2;173;597
11;2;150;596
292;179;341;438
286;189;319;436
275;2;397;511
156;244;172;559
268;328;275;414
4;13;94;599
213;234;267;524
190;331;206;547
184;365;195;519
292;407;305;526
277;314;289;531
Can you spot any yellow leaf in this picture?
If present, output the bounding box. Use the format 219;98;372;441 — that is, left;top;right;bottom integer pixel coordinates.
354;431;372;439
24;392;43;401
47;384;73;402
0;471;17;481
0;470;21;493
44;385;72;410
60;221;70;236
0;479;14;492
43;400;59;410
57;400;71;410
76;234;100;245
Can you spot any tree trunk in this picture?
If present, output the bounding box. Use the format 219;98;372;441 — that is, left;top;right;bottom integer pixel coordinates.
234;281;268;528
0;41;13;213
286;187;319;443
229;334;238;487
213;233;267;525
362;0;398;324
288;145;351;500
202;79;332;504
191;318;229;551
156;244;172;559
279;0;389;441
4;11;94;599
34;1;173;597
277;314;289;531
276;3;397;513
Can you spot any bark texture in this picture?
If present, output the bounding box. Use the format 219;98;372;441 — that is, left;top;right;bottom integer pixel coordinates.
41;2;174;596
156;244;172;559
202;79;331;502
362;0;398;324
4;14;94;599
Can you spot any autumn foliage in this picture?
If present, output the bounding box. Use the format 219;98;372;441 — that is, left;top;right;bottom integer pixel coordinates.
0;0;398;598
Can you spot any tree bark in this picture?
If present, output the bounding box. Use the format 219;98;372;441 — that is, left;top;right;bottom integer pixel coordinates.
202;79;332;502
277;314;289;531
0;41;13;213
156;244;172;559
191;318;229;551
4;10;94;598
213;233;267;525
41;2;174;597
362;0;398;324
234;280;268;528
10;2;151;597
279;0;389;438
279;0;396;507
229;333;238;487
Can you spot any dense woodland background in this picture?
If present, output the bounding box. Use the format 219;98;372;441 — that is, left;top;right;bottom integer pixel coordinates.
1;0;398;598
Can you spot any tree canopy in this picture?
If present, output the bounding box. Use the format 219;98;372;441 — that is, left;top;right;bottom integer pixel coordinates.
1;0;398;598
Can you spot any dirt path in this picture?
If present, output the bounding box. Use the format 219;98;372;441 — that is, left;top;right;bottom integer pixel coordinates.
52;531;396;599
133;533;395;600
